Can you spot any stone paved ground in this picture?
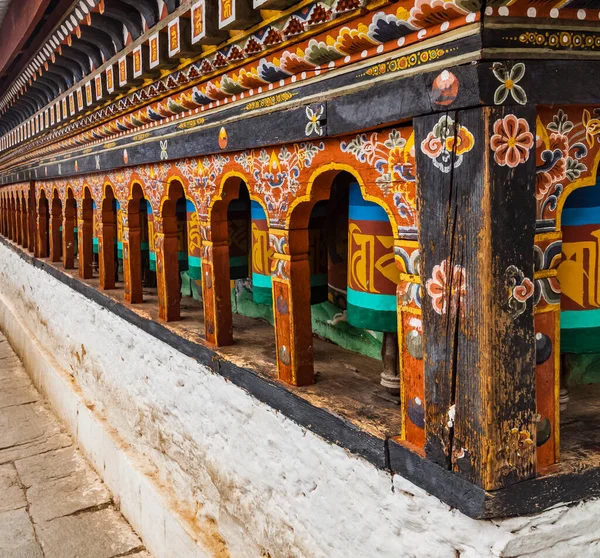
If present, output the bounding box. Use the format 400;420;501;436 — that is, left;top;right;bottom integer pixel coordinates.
0;333;152;558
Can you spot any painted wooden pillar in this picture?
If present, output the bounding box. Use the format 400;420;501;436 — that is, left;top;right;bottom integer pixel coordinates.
16;199;23;245
200;218;233;345
78;202;94;279
28;188;36;253
21;199;29;249
123;205;143;304
10;199;17;241
36;201;48;258
156;213;181;321
1;198;5;236
62;209;75;269
533;233;561;469
416;106;537;490
396;237;425;450
270;228;314;386
49;202;61;262
98;206;116;289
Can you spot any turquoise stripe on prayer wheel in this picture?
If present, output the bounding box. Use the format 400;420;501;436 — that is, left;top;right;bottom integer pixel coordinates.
346;183;398;332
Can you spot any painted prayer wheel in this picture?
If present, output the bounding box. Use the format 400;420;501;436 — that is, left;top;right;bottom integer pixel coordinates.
186;199;202;280
558;179;600;354
116;200;123;261
308;200;328;305
228;196;250;280
346;183;399;332
92;200;99;256
176;198;188;272
251;201;272;305
147;201;156;272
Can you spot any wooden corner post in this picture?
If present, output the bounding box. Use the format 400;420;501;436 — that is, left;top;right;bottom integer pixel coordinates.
200;217;233;346
416;106;537;490
270;228;315;387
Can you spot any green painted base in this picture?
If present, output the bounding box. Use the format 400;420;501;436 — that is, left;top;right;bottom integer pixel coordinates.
565;353;600;385
253;285;272;306
562;327;600;354
232;279;383;360
346;303;397;333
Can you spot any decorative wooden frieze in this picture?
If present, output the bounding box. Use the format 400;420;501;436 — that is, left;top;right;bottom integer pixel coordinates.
69;92;76;116
76;87;84;111
62;98;68;120
168;17;196;59
105;65;115;95
85;80;94;107
191;0;228;45
218;0;261;31
94;74;104;102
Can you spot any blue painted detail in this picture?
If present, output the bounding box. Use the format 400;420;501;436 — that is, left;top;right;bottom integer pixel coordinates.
562;207;600;226
251;201;267;220
349;182;388;221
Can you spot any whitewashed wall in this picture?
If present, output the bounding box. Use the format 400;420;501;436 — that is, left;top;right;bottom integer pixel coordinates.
0;242;599;558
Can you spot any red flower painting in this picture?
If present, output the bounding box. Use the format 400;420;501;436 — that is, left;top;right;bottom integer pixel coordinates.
426;259;466;316
490;114;534;168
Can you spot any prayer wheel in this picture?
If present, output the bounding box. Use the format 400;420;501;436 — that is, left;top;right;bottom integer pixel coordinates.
115;200;123;261
92;200;99;256
186;199;202;280
147;201;156;272
346;183;398;332
251;201;272;305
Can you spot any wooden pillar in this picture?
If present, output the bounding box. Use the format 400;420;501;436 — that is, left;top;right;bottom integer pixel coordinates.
416;106;536;490
155;213;180;321
28;188;36;252
123;204;143;303
78;201;94;279
1;198;5;236
200;218;233;346
21;199;29;249
15;200;23;244
396;237;425;450
49;200;62;262
36;200;48;258
98;206;116;289
62;205;75;269
270;228;314;386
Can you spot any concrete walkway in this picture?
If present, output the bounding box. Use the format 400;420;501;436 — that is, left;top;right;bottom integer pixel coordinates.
0;333;151;558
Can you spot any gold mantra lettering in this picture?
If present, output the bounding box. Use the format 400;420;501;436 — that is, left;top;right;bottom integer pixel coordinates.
187;210;201;255
222;0;232;20
349;223;397;293
252;224;272;275
559;231;600;308
193;6;203;36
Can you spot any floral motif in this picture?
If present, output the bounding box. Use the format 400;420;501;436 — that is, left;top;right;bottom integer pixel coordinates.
420;115;474;173
493;63;527;106
426;259;466;316
536;109;590;223
490;114;533;168
234;142;324;225
506;265;534;318
341;129;416;223
305;105;325;137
